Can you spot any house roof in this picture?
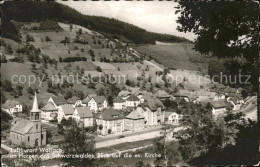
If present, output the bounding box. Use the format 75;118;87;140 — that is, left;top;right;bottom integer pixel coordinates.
126;109;144;120
41;101;58;111
229;97;239;104
2;100;21;109
174;90;190;97
139;98;164;111
174;97;186;104
118;90;131;97
164;111;176;118
98;108;125;120
60;104;74;115
51;96;66;105
11;119;33;134
113;97;125;103
67;96;81;104
126;95;139;101
155;90;170;97
92;96;107;104
76;106;93;118
211;100;233;109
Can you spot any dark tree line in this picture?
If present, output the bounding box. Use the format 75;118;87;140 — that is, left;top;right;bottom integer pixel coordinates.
2;1;190;44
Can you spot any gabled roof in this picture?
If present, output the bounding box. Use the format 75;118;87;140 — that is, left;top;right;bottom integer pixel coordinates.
126;109;144;120
11;119;33;134
60;104;74;115
229;97;239;104
76;106;93;118
2;100;21;109
51;96;66;105
98;108;125;120
155;90;170;97
67;96;81;104
92;96;107;104
164;111;177;118
139;98;164;111
41;101;58;111
211;100;233;109
118;90;131;97
126;95;139;101
113;97;125;103
174;90;190;97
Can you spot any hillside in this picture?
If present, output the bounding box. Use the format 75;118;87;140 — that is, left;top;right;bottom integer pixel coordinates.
133;44;209;74
1;1;190;44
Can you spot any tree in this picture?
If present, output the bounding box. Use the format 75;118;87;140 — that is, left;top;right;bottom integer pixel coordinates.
61;119;95;166
1;92;7;104
16;85;23;96
2;80;13;92
27;87;34;95
96;66;102;72
45;36;51;41
176;1;258;91
6;44;13;54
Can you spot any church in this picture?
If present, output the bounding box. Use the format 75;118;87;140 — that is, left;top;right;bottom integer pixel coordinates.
10;92;46;148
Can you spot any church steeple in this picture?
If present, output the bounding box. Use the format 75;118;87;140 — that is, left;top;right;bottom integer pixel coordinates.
31;92;40;113
30;92;40;121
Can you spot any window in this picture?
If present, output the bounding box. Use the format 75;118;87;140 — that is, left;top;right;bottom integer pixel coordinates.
28;136;30;141
36;124;38;129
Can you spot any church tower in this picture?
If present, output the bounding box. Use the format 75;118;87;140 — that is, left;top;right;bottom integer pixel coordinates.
31;92;41;121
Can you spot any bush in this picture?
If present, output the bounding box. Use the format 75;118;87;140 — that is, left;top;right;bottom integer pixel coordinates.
62;57;87;62
26;34;34;42
45;36;52;41
108;129;111;134
96;66;102;72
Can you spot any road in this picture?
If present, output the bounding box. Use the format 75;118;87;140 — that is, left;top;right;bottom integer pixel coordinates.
95;126;161;143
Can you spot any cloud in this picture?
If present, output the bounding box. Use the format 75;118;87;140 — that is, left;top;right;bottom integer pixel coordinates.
59;1;196;41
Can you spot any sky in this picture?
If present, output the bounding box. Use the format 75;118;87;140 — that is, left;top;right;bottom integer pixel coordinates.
59;1;196;41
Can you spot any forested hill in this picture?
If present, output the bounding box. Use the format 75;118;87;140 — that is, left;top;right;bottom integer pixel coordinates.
1;1;191;44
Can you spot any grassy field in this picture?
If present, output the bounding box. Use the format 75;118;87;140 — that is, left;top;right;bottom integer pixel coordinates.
133;43;209;73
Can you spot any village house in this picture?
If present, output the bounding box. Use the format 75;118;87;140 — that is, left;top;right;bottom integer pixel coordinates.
125;95;141;107
211;100;233;116
154;90;174;101
118;90;131;100
124;109;145;131
67;96;82;107
41;101;58;122
73;106;94;127
173;90;191;102
48;96;66;107
227;97;241;111
82;94;97;106
136;98;165;126
212;93;226;101
57;104;75;123
96;108;125;135
1;100;23;116
88;96;108;112
10;93;46;148
164;111;182;125
113;97;126;110
174;97;188;108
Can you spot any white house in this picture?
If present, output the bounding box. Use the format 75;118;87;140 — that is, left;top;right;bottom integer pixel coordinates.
1;100;22;116
212;93;226;101
41;101;58;122
57;104;75;123
73;106;93;127
96;108;125;135
125;95;140;107
137;98;165;126
88;96;108;112
164;111;182;125
67;96;82;107
211;100;233;116
82;94;97;106
113;97;126;110
227;97;241;111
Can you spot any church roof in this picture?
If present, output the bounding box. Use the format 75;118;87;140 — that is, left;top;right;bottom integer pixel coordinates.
11;119;33;134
